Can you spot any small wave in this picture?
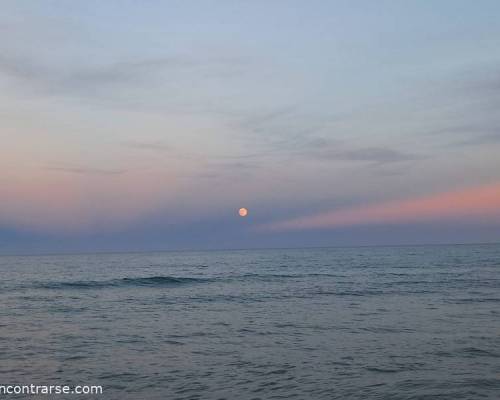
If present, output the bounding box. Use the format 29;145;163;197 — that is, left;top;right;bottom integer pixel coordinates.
121;276;205;286
32;276;209;290
461;347;499;358
237;273;344;280
449;297;500;304
364;366;399;373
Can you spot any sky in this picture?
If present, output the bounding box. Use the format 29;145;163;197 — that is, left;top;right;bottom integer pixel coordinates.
1;0;500;253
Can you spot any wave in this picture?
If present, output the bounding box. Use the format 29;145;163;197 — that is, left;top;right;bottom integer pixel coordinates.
17;272;345;291
121;276;205;286
236;273;345;280
31;276;209;290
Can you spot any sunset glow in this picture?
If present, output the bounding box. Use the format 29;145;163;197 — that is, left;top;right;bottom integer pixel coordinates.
261;183;500;231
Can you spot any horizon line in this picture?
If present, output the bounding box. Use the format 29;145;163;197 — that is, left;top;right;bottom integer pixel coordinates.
1;240;499;258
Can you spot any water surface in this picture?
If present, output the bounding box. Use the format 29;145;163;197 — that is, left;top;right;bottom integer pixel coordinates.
1;245;499;399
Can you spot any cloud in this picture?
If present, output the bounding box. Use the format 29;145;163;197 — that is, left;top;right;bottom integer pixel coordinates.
238;106;298;133
231;104;424;165
45;166;125;176
190;160;258;180
0;54;49;82
304;145;423;164
427;120;500;148
452;132;500;147
0;52;243;101
207;161;256;170
122;140;171;152
233;105;330;152
461;67;500;99
286;136;425;165
260;182;500;231
0;53;197;93
335;147;419;162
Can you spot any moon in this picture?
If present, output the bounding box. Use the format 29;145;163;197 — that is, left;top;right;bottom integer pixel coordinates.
238;207;248;217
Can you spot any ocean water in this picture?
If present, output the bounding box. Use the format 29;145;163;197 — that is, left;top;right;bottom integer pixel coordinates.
0;245;499;399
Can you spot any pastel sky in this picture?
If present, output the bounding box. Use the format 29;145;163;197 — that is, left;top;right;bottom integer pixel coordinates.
1;1;500;253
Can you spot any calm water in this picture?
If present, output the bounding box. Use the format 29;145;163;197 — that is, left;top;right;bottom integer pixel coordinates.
1;245;499;399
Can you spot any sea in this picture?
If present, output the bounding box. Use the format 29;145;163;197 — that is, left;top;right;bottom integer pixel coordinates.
0;244;499;399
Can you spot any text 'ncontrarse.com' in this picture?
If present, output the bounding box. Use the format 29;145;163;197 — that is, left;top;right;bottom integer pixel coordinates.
0;385;103;395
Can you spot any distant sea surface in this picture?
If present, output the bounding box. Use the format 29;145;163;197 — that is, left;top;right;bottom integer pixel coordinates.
1;245;499;399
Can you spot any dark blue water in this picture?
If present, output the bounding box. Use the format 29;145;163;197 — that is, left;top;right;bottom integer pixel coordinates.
1;245;499;399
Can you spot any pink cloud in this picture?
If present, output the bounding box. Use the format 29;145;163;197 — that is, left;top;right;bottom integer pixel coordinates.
261;182;500;231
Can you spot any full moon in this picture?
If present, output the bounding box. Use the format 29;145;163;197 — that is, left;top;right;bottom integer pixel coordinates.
238;208;248;217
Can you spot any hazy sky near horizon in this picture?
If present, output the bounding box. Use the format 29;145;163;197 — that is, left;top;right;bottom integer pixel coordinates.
1;1;500;252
